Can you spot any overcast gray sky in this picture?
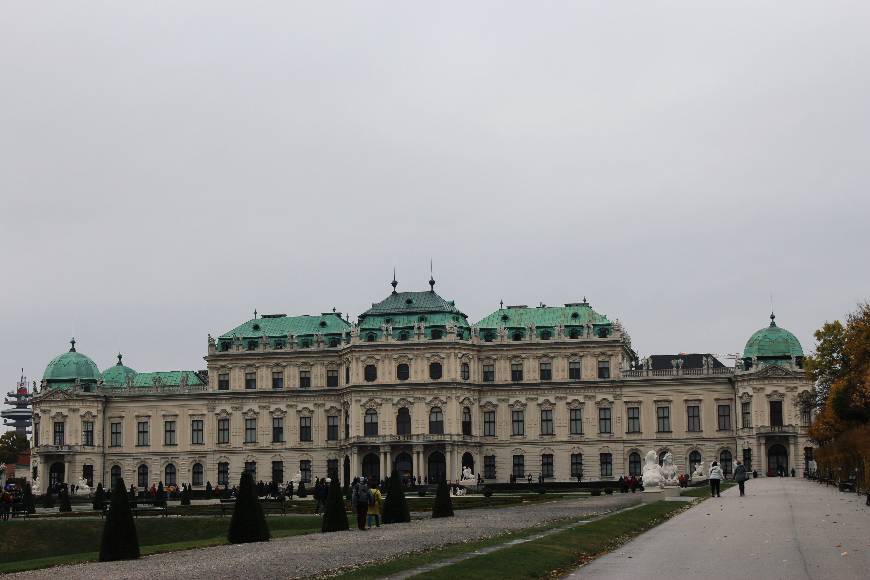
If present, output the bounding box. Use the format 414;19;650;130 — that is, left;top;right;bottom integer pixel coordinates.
2;1;869;395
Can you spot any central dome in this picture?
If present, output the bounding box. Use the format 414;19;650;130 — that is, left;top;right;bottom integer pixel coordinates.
43;339;101;386
743;314;803;360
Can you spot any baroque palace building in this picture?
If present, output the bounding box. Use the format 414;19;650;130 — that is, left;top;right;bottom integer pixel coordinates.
30;277;815;493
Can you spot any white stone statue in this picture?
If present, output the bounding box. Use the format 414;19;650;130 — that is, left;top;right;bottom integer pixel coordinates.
75;477;93;496
32;475;41;494
641;450;664;489
460;467;475;482
0;463;6;489
660;452;679;486
691;461;707;481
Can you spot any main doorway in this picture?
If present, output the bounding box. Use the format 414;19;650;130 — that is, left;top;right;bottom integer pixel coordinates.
362;453;380;482
49;462;65;488
394;452;413;479
768;444;788;476
427;451;445;483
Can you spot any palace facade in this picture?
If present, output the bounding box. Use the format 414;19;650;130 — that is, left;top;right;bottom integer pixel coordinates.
30;278;815;492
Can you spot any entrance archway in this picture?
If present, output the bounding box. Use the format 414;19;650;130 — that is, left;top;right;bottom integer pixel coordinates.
428;451;446;483
394;452;413;478
362;453;380;482
49;462;65;489
768;444;788;476
461;452;474;476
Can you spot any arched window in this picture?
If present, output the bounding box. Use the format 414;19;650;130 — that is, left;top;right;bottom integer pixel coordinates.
137;464;149;488
598;327;609;338
111;465;122;489
396;407;411;435
430;329;443;340
398;331;409;341
364;364;377;382
192;463;204;486
461;362;470;381
462;407;472;436
719;450;733;476
484;332;494;342
364;409;378;437
628;452;641;476
569;328;580;339
165;463;177;486
512;331;523;341
429;362;442;380
689;450;702;474
429;407;444;434
540;330;551;340
396;363;410;381
366;333;376;342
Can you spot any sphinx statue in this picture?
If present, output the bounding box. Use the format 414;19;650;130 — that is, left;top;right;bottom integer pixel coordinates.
460;466;475;482
641;450;664;488
691;461;707;481
660;452;679;486
75;477;93;496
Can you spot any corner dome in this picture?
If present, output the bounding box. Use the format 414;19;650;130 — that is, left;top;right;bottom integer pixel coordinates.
743;314;803;360
43;338;101;386
101;353;137;387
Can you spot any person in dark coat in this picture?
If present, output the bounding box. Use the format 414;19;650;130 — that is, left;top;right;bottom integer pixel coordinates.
734;460;748;496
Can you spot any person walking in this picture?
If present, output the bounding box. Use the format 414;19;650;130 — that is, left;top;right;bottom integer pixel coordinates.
367;485;383;528
734;460;748;496
351;477;371;530
709;461;724;497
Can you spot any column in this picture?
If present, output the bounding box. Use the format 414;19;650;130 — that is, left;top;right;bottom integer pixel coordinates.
446;444;454;482
64;460;71;486
350;447;359;479
385;448;392;478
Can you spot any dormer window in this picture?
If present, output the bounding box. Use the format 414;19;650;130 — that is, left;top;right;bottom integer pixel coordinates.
418;315;427;322
398;331;409;341
366;333;376;342
246;340;258;351
300;339;311;348
569;329;580;339
219;341;231;352
512;331;523;341
501;314;509;322
430;329;443;340
252;323;261;331
319;320;327;328
328;337;340;348
405;298;413;305
571;312;579;319
273;340;285;350
540;330;551;340
484;332;494;342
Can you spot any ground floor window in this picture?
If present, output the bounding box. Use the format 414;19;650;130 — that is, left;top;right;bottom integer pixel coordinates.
719;450;733;476
327;459;339;480
571;453;583;479
541;454;554;478
512;455;524;478
600;453;613;478
245;461;257;480
218;462;229;486
165;463;177;486
111;465;122;489
272;461;284;484
629;452;642;476
484;455;496;479
300;460;311;483
192;463;204;486
82;464;94;487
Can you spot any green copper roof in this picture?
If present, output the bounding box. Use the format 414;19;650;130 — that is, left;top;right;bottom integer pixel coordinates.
101;354;138;387
132;371;204;387
363;290;464;317
220;313;350;339
475;302;611;329
43;339;101;384
743;314;803;359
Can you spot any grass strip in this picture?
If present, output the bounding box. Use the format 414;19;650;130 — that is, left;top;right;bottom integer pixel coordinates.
406;501;686;580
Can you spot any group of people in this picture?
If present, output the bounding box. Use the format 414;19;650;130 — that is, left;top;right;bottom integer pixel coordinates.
349;477;384;530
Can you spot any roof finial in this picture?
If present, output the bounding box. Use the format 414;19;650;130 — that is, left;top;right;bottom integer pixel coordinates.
428;259;435;292
500;299;504;310
69;337;76;352
254;308;258;319
769;311;776;327
391;268;398;294
117;353;123;366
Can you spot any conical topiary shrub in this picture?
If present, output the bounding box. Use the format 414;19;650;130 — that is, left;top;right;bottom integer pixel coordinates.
180;483;192;506
58;485;72;513
23;484;36;514
42;491;55;509
228;470;270;544
432;480;454;518
99;478;140;562
92;483;105;511
321;478;349;533
382;471;410;524
156;482;166;507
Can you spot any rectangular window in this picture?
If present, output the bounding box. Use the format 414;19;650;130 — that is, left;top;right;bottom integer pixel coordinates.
717;404;732;431
299;416;312;442
770;400;783;427
743;448;752;471
600;453;613;477
245;461;257;479
571;453;583;479
53;421;65;446
484;455;496;479
482;363;495;382
300;460;311;483
512;455;525;478
570;408;583;435
598;407;612;434
539;361;552;381
569;360;581;380
136;420;149;446
272;461;284;484
345;366;350;385
82;464;94;487
272;371;284;389
327;369;339;388
244;418;257;443
82;421;94;446
327;415;339;441
656;406;671;432
217;417;230;444
327;459;339;479
540;409;554;435
541;454;554;478
511;361;523;382
483;411;496;437
511;410;524;436
245;371;257;390
800;406;811;426
597;360;610;379
218;462;229;486
164;420;177;446
110;422;122;447
191;419;204;444
742;401;752;428
272;417;284;443
627;407;641;433
299;370;311;389
687;405;701;432
218;373;229;390
461;363;470;381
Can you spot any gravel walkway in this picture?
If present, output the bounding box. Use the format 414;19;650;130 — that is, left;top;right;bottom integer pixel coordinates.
8;494;638;580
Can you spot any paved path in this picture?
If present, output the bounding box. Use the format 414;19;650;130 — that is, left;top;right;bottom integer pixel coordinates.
569;477;868;580
8;494;637;580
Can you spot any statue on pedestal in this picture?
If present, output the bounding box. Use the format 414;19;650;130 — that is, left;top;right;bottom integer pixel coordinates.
460;466;475;482
641;451;664;489
660;452;679;486
691;461;707;481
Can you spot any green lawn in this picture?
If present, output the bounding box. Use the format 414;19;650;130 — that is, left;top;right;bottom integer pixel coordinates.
406;502;686;580
680;481;736;497
0;514;326;573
